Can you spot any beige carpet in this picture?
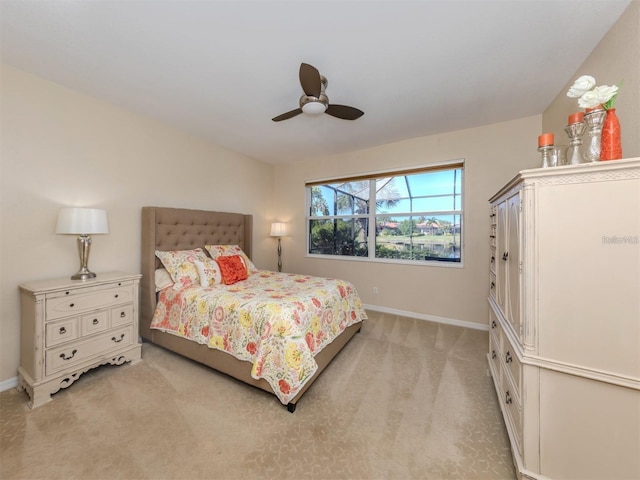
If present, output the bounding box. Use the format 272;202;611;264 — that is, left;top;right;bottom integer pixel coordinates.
1;310;516;480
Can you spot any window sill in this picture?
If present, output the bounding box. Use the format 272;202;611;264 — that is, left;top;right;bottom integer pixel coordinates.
305;253;464;268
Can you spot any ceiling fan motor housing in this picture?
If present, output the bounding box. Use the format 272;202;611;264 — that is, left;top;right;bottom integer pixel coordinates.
300;94;328;114
300;75;329;114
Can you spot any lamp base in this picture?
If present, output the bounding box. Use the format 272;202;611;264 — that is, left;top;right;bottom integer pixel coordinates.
72;235;97;280
71;268;97;281
277;237;282;272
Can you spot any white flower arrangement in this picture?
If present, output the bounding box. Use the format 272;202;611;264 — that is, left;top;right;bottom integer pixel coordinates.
567;75;621;110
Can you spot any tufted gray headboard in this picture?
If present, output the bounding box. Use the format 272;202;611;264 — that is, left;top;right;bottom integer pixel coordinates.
140;206;253;340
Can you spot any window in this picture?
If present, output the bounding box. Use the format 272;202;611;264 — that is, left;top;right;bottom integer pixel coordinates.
307;161;463;264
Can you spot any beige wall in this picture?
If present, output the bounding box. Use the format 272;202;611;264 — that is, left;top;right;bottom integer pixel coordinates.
273;116;541;327
0;66;276;382
543;0;639;158
272;0;639;329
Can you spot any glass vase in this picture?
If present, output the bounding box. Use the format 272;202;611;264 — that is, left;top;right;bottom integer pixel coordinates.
600;108;622;161
582;109;606;163
564;121;586;165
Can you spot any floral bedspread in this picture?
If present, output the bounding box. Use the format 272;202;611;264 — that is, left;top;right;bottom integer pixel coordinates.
150;270;367;404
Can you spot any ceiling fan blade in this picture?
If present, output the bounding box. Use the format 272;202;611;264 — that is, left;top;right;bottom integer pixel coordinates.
299;63;321;97
325;104;364;120
272;108;303;122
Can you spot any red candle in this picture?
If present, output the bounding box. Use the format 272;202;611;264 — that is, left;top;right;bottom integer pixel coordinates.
568;112;584;125
538;133;554;147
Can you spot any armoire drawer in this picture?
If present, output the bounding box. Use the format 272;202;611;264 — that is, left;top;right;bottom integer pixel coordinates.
489;272;497;300
502;371;523;457
489;309;500;338
489;246;496;273
489;332;502;388
503;342;522;397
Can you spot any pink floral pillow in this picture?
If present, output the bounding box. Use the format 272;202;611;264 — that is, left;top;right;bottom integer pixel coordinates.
155;248;211;289
216;255;248;285
205;244;257;273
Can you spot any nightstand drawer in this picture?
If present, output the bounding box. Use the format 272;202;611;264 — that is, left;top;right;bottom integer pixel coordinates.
46;285;134;320
46;318;79;347
45;326;134;375
81;311;109;336
110;304;134;327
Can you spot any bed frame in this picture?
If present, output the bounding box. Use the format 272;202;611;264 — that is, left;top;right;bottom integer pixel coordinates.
140;206;362;412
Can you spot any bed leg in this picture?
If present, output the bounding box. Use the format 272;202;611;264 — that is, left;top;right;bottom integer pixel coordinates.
287;402;296;413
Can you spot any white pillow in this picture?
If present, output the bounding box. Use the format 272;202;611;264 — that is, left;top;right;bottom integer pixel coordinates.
154;268;174;292
193;258;222;287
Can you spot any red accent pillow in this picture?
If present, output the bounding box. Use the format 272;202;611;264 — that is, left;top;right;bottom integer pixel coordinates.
216;255;248;285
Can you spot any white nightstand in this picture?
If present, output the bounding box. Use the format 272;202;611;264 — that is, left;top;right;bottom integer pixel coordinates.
17;271;142;408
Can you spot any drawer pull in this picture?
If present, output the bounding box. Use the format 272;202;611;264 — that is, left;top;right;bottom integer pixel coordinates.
92;318;99;325
505;390;512;404
111;334;125;343
59;326;67;334
120;311;127;318
505;351;513;363
491;320;496;329
69;303;75;308
491;350;496;359
114;294;119;299
502;252;509;261
490;256;495;263
490;282;495;289
60;349;77;361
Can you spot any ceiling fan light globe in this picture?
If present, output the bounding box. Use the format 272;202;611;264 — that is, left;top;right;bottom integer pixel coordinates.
301;101;327;115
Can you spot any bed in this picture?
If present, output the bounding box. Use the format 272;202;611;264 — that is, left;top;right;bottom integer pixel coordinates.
140;206;366;412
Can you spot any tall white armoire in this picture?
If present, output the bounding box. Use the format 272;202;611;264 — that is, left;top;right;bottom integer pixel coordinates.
488;157;639;480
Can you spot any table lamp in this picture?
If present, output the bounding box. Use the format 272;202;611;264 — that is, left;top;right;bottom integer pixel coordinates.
56;207;110;280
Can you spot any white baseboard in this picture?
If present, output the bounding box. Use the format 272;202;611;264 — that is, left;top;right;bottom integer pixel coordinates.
363;304;489;331
0;376;18;393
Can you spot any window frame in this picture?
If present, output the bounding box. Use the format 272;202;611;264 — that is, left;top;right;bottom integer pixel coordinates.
306;160;464;267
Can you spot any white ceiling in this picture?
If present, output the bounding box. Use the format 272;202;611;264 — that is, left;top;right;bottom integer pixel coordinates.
1;1;631;164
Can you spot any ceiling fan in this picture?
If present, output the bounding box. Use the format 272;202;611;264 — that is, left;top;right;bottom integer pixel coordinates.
272;63;364;122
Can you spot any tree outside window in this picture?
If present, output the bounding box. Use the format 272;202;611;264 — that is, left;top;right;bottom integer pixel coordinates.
307;162;463;264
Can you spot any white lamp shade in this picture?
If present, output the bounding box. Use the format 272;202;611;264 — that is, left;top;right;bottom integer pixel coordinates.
270;222;287;237
56;208;110;235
